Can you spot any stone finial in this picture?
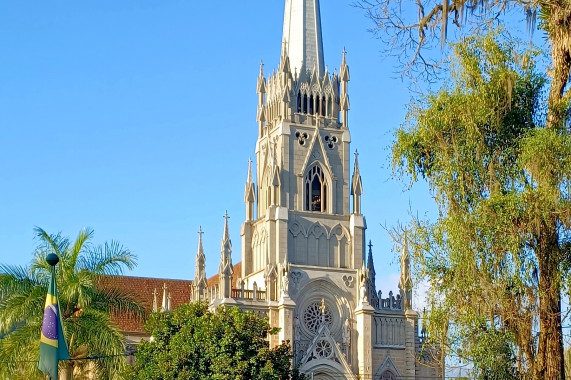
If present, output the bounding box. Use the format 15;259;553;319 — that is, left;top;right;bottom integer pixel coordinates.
152;288;158;313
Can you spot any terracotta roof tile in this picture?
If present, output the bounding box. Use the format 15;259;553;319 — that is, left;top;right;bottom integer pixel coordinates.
97;262;242;333
98;275;192;333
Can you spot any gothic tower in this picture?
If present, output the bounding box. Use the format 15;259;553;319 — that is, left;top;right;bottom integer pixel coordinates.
240;0;366;377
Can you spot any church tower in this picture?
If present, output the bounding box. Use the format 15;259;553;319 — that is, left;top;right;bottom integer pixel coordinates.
240;0;366;377
226;1;442;379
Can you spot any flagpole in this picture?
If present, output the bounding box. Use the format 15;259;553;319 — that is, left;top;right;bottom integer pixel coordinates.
39;253;70;380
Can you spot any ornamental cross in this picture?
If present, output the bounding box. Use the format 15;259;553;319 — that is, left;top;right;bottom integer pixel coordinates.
319;299;327;324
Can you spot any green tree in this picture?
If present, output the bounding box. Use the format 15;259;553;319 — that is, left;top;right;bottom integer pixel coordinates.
357;0;570;372
355;0;570;129
128;302;306;380
0;227;145;380
392;31;571;379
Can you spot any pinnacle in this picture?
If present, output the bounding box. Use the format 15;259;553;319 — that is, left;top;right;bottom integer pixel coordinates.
222;211;231;244
246;158;253;184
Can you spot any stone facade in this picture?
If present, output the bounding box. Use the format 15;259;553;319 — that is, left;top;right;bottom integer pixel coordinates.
187;1;444;379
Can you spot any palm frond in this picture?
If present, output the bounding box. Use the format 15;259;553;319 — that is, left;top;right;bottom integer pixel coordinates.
69;227;94;271
1;227;140;380
91;285;147;321
78;241;136;275
0;285;45;335
0;265;40;299
0;318;42;378
33;226;69;259
29;250;53;283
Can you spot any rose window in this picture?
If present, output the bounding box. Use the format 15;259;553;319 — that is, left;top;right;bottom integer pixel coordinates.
303;302;332;332
315;339;333;358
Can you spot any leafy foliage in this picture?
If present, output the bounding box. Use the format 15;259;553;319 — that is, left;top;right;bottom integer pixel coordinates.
128;302;305;380
393;31;571;378
0;227;144;380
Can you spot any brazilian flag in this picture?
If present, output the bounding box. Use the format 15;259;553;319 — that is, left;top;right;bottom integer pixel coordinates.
39;266;70;379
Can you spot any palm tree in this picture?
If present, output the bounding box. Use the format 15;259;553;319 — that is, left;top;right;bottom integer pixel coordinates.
0;227;146;380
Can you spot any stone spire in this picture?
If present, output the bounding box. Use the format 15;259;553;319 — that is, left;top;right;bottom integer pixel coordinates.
398;232;413;310
161;283;168;312
219;211;233;299
152;288;158;312
351;150;363;214
339;49;351;127
194;227;207;301
282;0;325;77
244;159;256;221
366;240;376;289
365;240;379;308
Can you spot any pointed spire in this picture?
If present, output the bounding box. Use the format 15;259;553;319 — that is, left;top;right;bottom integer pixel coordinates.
219;211;232;270
219;212;233;299
194;227;207;301
245;160;256;220
399;232;413;310
282;0;325;77
152;288;158;313
161;283;168;312
340;48;350;82
280;40;291;74
366;240;378;307
222;211;230;244
247;158;253;184
257;61;266;95
197;226;205;257
351;150;363;214
367;240;376;280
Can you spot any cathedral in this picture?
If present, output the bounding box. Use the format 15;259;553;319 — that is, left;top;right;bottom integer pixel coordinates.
116;1;442;379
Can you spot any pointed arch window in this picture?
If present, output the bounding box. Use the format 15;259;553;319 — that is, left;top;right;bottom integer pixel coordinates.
297;91;302;113
303;94;308;114
304;165;328;212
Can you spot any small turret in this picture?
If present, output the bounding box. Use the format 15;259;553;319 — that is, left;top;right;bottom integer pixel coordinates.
193;227;207;301
351;151;363;214
219;211;233;299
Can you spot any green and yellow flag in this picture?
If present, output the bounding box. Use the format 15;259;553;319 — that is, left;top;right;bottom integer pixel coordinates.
39;267;69;380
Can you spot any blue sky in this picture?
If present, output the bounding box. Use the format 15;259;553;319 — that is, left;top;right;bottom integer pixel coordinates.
2;0;442;301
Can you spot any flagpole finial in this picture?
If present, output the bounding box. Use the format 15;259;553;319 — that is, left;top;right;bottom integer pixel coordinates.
46;253;59;267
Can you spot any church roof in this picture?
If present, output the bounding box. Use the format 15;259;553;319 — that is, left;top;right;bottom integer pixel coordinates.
98;262;242;333
98;275;192;333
